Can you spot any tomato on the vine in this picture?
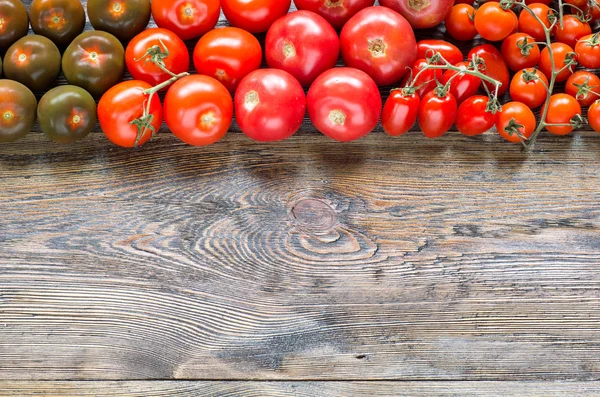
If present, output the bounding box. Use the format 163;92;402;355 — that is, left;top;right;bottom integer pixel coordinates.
565;70;600;107
555;14;592;49
445;4;477;42
539;42;576;82
518;3;553;42
292;0;375;30
474;1;517;42
418;90;457;138
575;33;600;69
468;44;509;95
496;101;536;143
382;89;420;136
455;95;495;136
404;58;442;98
440;61;481;104
151;0;220;40
29;0;86;47
417;40;463;65
501;33;540;72
587;100;600;133
545;93;582;135
87;0;151;42
509;68;549;109
221;0;292;33
0;0;29;50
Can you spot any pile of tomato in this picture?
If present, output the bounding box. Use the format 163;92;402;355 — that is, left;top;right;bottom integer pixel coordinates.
1;0;600;148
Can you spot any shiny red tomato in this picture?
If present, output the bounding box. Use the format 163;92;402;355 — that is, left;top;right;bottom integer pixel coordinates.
539;42;576;82
404;58;442;98
445;4;477;41
194;27;262;92
518;3;553;41
164;75;233;146
418;90;457;138
501;33;540;72
555;14;592;49
441;61;481;104
307;67;381;142
235;69;306;142
588;100;600;133
292;0;375;30
98;80;163;148
565;70;600;107
575;34;600;69
509;68;548;109
495;101;536;143
468;44;510;95
455;95;495;136
151;0;220;40
266;10;339;87
417;40;463;65
222;0;291;33
340;6;417;86
545;93;582;135
381;89;420;136
474;1;517;42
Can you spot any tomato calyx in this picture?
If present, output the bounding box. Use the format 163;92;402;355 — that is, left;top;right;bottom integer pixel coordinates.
134;39;180;78
504;118;527;142
580;32;600;46
571;76;600;101
517;37;536;56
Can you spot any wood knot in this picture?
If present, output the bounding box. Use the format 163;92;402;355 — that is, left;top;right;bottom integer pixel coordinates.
292;199;337;231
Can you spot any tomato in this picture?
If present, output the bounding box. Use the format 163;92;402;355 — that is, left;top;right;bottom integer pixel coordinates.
37;85;97;143
474;2;517;42
583;3;600;22
509;68;548;109
235;69;306;142
151;0;220;40
266;11;339;87
565;70;600;107
0;0;29;50
588;100;600;133
87;0;151;42
3;35;61;92
222;0;291;33
496;101;536;143
445;4;477;41
341;6;417;86
417;40;463;65
555;14;592;49
518;3;553;42
292;0;375;30
62;31;125;97
575;34;600;69
382;89;420;136
468;44;509;95
307;67;381;142
379;0;454;29
404;58;442;98
29;0;86;47
545;93;582;135
164;75;233;146
539;42;576;83
525;0;551;4
418;90;457;138
455;95;495;136
501;33;540;72
564;0;587;8
0;79;36;143
99;80;163;148
441;61;481;104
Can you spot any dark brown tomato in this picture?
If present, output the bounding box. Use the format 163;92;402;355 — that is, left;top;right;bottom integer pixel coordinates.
0;0;29;50
0;79;37;143
3;35;61;92
29;0;86;47
87;0;151;42
62;31;125;97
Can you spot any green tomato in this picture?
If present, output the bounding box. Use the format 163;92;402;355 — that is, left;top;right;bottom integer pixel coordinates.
0;79;37;143
87;0;151;41
29;0;86;47
0;0;29;50
3;35;61;92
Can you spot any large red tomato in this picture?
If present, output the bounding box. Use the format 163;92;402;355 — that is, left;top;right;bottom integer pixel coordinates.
151;0;220;40
340;6;417;86
266;10;339;87
292;0;375;30
379;0;453;29
221;0;291;33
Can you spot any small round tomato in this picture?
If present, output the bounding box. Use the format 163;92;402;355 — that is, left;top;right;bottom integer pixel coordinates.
565;70;600;107
29;0;86;47
152;0;220;40
379;0;454;29
164;75;233;146
539;42;576;83
87;0;151;42
222;0;292;33
545;93;582;135
62;31;125;97
456;95;495;136
3;35;61;92
0;0;29;50
509;68;549;109
417;40;463;65
404;58;442;98
382;89;420;136
587;100;600;133
468;44;509;95
418;90;457;138
441;61;481;104
518;3;553;42
474;1;517;42
583;3;600;22
37;85;97;143
555;14;592;49
445;4;477;41
127;28;190;88
0;79;37;143
341;6;417;86
501;33;540;72
307;67;381;142
575;34;600;69
235;69;306;142
266;10;339;87
496;101;536;143
292;0;375;30
98;80;163;148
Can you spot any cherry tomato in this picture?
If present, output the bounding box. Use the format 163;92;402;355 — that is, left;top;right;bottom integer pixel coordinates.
418;90;457;138
501;33;540;72
518;3;553;42
194;27;262;92
403;58;442;98
3;35;61;92
341;6;417;86
0;0;29;50
29;0;86;47
266;10;339;87
587;100;600;133
307;67;381;142
468;44;509;95
98;80;163;148
382;89;420;136
222;0;292;33
292;0;375;30
164;75;233;146
583;3;600;22
496;101;536;143
455;95;495;136
235;69;306;142
575;33;600;69
474;1;517;42
564;0;587;8
545;93;582;135
555;14;592;49
565;70;600;107
539;42;576;83
441;61;481;104
525;0;551;4
417;40;463;65
445;4;477;41
509;68;549;109
151;0;220;40
0;79;37;143
87;0;151;42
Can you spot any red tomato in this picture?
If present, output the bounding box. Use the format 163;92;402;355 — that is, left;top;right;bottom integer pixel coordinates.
381;89;420;136
445;4;477;41
468;44;510;95
474;2;517;42
418;90;457;138
583;3;600;22
126;28;189;88
235;69;306;142
509;68;549;109
340;6;417;86
496;101;536;143
379;0;454;29
525;0;550;4
555;15;592;49
266;10;339;87
575;34;600;69
404;58;443;98
518;3;553;41
417;40;463;65
222;0;291;33
539;42;576;82
501;33;540;72
164;75;233;146
441;61;481;104
193;27;262;92
564;0;587;8
545;93;582;135
565;70;600;107
455;95;495;136
98;80;163;148
151;0;220;40
307;67;381;142
292;0;375;30
588;100;600;132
